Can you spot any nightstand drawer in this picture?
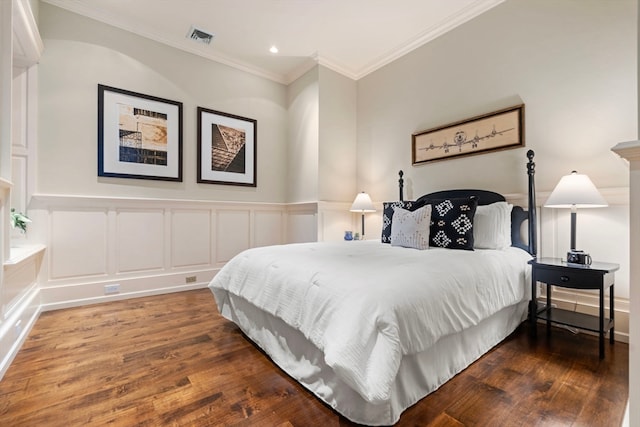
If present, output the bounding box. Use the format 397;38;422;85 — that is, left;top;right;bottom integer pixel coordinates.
534;267;600;289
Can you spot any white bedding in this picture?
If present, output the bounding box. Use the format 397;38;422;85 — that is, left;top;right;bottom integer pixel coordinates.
209;241;532;407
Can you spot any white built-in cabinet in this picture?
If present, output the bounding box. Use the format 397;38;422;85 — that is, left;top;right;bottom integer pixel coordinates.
5;0;42;250
0;0;43;378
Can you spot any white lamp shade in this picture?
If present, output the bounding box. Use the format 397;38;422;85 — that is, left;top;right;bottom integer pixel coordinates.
350;192;376;212
544;171;608;208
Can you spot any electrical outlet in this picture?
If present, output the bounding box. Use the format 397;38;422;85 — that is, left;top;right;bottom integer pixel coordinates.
185;276;197;283
104;284;120;294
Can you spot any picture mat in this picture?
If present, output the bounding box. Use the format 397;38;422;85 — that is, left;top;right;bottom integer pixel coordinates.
199;110;255;185
101;90;181;178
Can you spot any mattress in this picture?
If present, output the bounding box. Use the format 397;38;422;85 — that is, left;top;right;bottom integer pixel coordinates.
209;241;532;425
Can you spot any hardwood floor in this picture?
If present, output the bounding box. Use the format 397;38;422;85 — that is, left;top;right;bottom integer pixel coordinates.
0;289;628;426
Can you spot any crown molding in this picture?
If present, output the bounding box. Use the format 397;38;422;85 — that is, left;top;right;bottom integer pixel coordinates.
283;55;321;84
13;0;44;67
354;0;506;80
42;0;505;85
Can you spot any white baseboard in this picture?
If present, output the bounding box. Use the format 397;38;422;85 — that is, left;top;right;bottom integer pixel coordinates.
622;399;629;427
39;269;219;312
40;282;211;312
0;286;41;380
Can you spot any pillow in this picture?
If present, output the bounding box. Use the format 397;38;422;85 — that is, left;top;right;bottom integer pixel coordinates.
429;197;478;250
381;200;424;243
473;202;513;250
390;205;432;250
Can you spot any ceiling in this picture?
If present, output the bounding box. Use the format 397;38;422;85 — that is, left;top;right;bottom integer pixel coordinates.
42;0;505;84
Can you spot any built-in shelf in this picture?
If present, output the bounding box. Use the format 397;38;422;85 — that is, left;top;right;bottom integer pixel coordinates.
5;244;46;266
537;303;613;334
0;177;12;189
612;140;640;162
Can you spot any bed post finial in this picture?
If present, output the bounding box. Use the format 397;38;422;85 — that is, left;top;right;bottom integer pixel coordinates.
399;170;404;201
526;150;537;257
526;149;535;174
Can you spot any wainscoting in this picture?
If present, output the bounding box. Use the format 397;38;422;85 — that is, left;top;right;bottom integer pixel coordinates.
25;195;331;310
0;191;630;380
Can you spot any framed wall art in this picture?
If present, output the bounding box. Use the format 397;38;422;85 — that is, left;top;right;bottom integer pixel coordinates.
197;107;257;187
98;84;183;181
412;104;525;165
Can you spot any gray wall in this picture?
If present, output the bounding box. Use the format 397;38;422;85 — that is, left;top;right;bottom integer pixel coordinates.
286;66;319;203
286;65;358;204
356;0;637;201
318;66;357;202
38;3;289;203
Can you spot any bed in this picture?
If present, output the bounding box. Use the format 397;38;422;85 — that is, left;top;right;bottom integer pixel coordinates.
209;150;537;425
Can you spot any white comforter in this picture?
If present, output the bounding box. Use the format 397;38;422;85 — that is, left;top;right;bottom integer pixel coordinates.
209;241;531;404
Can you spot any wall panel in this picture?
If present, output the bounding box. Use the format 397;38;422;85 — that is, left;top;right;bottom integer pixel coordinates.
116;209;164;273
10;157;26;218
171;209;211;268
254;210;284;248
318;202;354;242
50;209;107;279
216;209;251;264
286;203;318;244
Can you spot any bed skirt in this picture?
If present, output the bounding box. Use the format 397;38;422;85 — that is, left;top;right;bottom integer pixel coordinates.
212;288;528;426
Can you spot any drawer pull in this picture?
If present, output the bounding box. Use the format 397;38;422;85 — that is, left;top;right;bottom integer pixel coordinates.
560;275;570;282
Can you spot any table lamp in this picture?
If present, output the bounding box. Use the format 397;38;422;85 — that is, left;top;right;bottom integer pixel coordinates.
544;171;607;260
350;192;376;239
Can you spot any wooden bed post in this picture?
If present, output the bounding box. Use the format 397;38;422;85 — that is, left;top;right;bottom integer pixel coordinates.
527;150;537;257
399;170;404;202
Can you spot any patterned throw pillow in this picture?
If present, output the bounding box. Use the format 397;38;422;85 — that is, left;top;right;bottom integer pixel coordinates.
381;200;424;243
390;205;432;250
429;197;478;250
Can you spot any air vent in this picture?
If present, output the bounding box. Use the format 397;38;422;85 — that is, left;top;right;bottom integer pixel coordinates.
187;26;214;45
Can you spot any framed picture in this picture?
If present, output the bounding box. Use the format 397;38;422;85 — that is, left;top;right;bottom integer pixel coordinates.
98;84;183;181
412;104;525;165
197;107;257;187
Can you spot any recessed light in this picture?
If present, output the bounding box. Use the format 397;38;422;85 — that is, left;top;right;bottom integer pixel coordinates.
269;46;279;54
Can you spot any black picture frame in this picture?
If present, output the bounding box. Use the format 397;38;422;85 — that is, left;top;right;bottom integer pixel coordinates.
197;107;257;187
412;104;525;165
98;84;183;181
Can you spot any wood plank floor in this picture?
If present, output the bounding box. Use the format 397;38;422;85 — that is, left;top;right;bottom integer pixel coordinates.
0;289;628;426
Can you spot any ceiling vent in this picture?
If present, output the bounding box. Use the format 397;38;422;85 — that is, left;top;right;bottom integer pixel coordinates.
187;26;214;45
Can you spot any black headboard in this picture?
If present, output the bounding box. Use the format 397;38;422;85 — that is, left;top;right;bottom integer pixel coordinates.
398;150;537;256
416;189;505;206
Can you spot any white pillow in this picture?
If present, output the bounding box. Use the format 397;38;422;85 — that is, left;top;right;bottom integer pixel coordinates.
390;205;432;250
473;202;513;250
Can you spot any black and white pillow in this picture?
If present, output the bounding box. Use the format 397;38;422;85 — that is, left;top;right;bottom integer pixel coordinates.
381;200;424;243
390;205;432;250
429;197;478;250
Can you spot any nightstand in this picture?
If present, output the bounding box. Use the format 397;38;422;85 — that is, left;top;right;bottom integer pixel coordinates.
528;257;620;359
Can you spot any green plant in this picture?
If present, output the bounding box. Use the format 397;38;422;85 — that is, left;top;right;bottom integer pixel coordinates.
10;208;31;233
